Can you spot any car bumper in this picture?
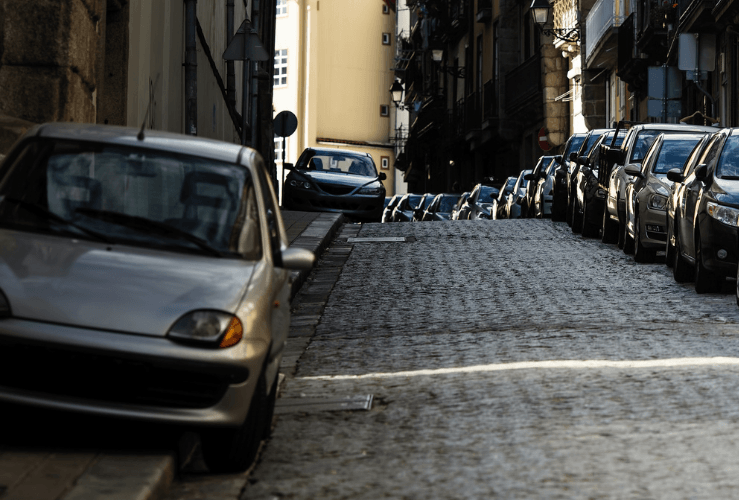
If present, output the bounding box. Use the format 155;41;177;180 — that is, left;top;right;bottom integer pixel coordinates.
698;215;739;277
640;208;669;248
284;187;384;221
0;318;267;427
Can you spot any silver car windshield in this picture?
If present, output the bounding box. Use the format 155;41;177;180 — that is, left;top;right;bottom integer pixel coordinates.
0;139;262;258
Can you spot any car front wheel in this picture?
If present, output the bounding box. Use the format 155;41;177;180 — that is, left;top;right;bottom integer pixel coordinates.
695;231;720;294
633;210;655;263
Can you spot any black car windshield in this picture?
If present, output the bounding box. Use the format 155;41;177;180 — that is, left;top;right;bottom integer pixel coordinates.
583;132;606;155
437;196;458;212
717;136;739;179
479;186;498;202
565;136;586;158
0;139;261;259
653;137;704;174
296;150;377;177
405;195;423;209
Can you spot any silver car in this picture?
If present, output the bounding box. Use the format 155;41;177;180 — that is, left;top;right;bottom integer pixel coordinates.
0;123;314;473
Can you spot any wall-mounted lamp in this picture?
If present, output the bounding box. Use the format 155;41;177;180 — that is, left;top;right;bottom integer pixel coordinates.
390;80;405;108
530;0;580;43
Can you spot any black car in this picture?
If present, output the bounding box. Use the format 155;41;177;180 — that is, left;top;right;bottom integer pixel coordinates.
421;194;459;221
524;155;557;218
669;128;739;293
382;194;403;223
567;129;611;227
392;193;424;222
412;193;438;221
493;177;517;219
552;133;586;221
462;184;500;220
282;147;386;221
573;130;626;237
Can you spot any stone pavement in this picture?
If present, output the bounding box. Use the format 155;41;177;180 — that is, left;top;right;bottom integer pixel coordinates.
0;209;342;500
242;219;739;499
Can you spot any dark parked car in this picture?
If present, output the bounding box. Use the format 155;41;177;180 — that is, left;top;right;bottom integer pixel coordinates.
552;133;586;221
282;147;386;221
392;193;423;222
463;184;499;220
533;156;562;218
573;130;626;237
524;155;557;218
382;194;403;223
412;193;438;221
493;177;517;219
567;129;610;227
421;194;459;221
669;127;739;293
505;170;532;219
451;192;471;220
623;132;707;262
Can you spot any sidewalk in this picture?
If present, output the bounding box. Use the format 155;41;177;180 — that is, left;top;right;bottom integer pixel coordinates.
0;210;344;500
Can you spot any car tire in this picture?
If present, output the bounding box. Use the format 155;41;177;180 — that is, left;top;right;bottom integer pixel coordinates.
623;219;635;255
665;219;676;268
617;210;626;250
581;199;598;238
601;208;618;244
695;231;720;294
633;211;655;263
566;194;574;227
200;370;273;473
571;200;583;234
673;229;692;283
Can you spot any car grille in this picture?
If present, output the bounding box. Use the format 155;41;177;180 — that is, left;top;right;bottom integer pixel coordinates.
316;183;355;196
0;337;230;409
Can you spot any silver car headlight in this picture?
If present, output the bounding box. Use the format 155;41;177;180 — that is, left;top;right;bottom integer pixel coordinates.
289;180;312;189
707;202;739;227
648;194;668;210
168;310;243;348
359;186;383;195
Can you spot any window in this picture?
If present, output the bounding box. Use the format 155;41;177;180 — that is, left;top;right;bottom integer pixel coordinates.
382;33;391;45
381;156;389;170
276;0;287;16
380;105;389;117
383;3;389;14
274;49;287;87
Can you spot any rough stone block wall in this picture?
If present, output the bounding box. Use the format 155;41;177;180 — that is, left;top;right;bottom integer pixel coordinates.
0;0;104;150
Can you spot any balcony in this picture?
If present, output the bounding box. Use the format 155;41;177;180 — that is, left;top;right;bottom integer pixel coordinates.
445;0;469;42
584;0;626;67
504;54;542;115
476;0;492;22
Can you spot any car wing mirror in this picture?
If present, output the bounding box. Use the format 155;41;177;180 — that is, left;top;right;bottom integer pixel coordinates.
523;173;535;181
666;168;685;183
555;155;563;163
624;163;643;178
378;172;387;181
577;155;589;166
694;163;708;179
281;247;315;271
283;162;294;170
569;152;578;162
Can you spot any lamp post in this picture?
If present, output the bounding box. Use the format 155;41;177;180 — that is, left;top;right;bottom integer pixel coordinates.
530;0;580;43
390;80;406;109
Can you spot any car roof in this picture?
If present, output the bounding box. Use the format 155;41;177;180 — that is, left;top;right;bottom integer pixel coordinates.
31;122;247;165
305;147;372;158
629;123;718;133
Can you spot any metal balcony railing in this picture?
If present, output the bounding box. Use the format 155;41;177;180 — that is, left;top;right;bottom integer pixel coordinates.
584;0;626;62
504;54;541;113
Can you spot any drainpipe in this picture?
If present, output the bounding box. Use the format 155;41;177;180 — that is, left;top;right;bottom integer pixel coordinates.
250;0;261;148
226;0;236;115
185;0;197;135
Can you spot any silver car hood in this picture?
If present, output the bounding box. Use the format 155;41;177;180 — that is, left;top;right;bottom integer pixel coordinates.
0;230;256;337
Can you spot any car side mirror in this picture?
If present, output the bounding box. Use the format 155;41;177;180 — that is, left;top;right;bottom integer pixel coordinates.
694;164;708;179
283;162;294;170
280;247;315;271
523;173;535;181
666;168;685;183
577;155;589;166
624;163;643;178
555;155;563;163
379;172;387;181
569;152;578;162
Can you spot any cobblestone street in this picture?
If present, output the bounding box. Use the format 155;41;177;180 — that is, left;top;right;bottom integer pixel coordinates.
245;219;739;499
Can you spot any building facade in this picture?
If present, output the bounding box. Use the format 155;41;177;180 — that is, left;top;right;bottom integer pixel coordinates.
273;0;403;200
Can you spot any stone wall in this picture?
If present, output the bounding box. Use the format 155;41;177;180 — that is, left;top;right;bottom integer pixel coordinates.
0;0;106;152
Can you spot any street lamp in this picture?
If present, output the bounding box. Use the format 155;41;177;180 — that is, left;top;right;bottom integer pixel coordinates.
390;80;404;108
530;0;580;43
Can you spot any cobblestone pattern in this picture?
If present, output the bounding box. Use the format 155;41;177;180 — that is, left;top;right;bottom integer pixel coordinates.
245;219;739;499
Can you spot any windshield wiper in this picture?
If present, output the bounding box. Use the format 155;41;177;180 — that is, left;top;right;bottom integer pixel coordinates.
75;208;223;257
1;197;114;243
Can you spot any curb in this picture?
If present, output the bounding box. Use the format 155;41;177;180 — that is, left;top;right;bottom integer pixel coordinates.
62;454;175;500
286;212;345;300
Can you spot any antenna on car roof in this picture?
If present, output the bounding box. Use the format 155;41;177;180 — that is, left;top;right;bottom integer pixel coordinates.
137;75;160;141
